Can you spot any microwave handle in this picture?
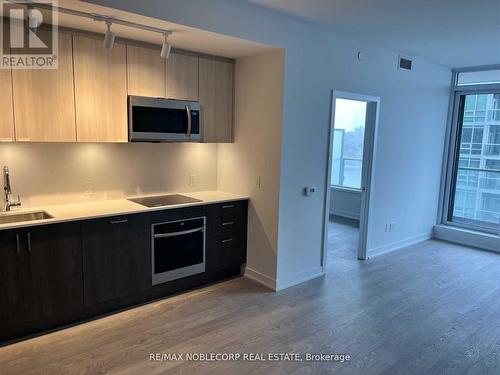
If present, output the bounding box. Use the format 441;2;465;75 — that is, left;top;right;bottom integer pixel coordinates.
186;105;192;137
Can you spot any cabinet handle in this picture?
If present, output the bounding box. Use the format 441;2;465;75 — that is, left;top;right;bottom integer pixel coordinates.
27;232;32;252
222;204;234;209
221;238;233;244
110;219;128;225
222;221;234;226
16;234;20;254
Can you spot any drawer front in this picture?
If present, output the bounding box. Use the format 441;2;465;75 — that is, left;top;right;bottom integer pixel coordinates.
151;205;206;224
207;200;248;239
207;234;246;273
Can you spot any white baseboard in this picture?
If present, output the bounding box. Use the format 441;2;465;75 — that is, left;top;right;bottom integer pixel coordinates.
433;224;500;253
275;266;324;291
368;231;432;258
244;266;277;291
330;209;360;220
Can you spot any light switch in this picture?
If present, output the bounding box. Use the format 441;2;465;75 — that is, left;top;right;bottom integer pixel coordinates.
304;186;316;196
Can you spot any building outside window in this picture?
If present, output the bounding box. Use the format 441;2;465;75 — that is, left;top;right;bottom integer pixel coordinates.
449;90;500;231
331;99;366;190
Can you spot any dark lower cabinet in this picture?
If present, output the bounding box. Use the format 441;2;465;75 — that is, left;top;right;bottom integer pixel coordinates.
1;199;248;344
207;235;246;273
206;200;248;273
0;223;83;334
81;214;151;306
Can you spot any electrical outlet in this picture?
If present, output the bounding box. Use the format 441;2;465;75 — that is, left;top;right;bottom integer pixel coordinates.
256;176;262;188
189;174;196;187
83;181;93;197
385;221;396;232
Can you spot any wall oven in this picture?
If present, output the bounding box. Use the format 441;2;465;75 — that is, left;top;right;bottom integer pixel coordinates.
128;96;202;142
152;217;206;285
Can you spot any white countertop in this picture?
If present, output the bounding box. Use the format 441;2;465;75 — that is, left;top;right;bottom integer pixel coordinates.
0;191;249;231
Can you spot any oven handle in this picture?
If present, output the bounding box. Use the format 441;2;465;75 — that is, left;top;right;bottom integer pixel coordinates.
154;226;204;239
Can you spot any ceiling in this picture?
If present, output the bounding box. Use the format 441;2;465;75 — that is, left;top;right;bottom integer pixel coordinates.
1;0;273;58
246;0;500;68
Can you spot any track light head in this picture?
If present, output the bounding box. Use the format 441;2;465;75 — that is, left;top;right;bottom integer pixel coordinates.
160;33;171;59
28;7;43;30
103;21;115;49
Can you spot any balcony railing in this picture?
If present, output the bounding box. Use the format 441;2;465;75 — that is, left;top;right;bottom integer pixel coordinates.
332;157;362;189
454;166;500;225
483;144;500;156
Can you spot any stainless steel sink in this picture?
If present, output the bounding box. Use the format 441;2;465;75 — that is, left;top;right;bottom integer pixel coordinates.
0;211;53;225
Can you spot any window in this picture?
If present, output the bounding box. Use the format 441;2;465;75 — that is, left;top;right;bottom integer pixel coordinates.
331;99;367;189
457;70;500;86
446;88;500;233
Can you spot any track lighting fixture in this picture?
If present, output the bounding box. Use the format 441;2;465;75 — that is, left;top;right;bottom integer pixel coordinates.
9;2;173;53
160;33;172;59
103;21;115;49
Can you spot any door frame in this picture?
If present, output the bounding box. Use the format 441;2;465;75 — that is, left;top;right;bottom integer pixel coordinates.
322;90;380;269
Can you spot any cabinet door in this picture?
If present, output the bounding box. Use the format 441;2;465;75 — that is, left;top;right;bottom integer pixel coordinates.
73;34;128;142
0;68;14;142
12;30;76;142
82;214;151;306
0;224;83;331
0;230;28;330
24;223;84;321
199;57;234;143
127;44;166;97
166;52;198;100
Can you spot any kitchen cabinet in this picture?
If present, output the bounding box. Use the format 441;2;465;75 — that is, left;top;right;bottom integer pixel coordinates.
0;68;14;142
206;200;248;273
73;34;128;142
12;30;76;142
199;57;234;143
81;214;151;306
166;52;199;101
127;44;166;97
1;200;247;343
0;27;235;144
0;223;83;332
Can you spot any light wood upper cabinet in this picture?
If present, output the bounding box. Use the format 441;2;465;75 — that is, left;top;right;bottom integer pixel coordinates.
73;34;128;142
166;52;198;100
12;31;76;142
127;44;166;97
199;57;234;143
0;68;14;142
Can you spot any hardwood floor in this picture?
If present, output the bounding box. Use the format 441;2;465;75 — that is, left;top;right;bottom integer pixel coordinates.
2;224;500;374
327;215;359;268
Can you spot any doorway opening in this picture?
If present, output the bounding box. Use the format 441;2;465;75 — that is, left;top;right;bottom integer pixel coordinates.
322;91;380;270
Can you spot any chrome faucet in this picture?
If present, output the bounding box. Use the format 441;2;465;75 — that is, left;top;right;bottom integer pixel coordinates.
3;166;21;212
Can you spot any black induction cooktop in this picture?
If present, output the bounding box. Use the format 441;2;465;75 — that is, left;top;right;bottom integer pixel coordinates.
128;194;202;208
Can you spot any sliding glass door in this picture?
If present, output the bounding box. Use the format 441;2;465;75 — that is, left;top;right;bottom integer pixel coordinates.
448;91;500;234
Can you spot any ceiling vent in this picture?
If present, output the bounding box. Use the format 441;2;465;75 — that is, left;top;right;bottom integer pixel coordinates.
398;56;413;70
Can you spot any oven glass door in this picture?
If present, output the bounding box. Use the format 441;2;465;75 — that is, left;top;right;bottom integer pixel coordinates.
152;217;205;285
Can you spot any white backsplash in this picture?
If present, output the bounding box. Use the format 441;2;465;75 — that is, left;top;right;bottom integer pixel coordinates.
0;142;217;208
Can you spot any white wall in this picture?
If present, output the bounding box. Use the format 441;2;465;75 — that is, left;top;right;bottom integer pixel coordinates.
330;188;361;220
76;0;453;288
218;50;285;286
0;143;217;207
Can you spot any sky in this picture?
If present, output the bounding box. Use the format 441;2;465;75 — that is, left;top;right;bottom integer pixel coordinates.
334;98;367;132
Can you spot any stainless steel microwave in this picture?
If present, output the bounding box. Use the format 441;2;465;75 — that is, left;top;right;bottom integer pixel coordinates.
128;96;202;142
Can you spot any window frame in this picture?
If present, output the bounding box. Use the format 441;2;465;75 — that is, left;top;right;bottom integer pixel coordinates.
439;65;500;235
